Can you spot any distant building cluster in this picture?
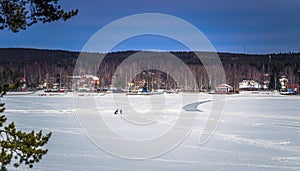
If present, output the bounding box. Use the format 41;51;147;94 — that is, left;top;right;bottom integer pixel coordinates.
239;80;265;90
213;75;300;94
68;75;99;92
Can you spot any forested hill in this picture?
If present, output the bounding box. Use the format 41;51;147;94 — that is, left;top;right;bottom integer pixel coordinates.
0;48;300;89
0;48;78;62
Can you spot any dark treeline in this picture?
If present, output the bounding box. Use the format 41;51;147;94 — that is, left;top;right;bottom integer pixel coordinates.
1;48;300;90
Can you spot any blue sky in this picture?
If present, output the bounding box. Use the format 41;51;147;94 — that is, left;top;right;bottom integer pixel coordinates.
1;0;300;54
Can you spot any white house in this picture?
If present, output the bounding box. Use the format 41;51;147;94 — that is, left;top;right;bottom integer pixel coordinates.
215;83;233;94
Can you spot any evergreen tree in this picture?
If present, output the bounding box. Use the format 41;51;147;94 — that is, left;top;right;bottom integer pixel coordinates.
298;70;300;85
0;89;51;170
269;65;279;90
0;0;78;32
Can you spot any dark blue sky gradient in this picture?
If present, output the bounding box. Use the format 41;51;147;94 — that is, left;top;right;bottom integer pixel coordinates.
1;0;300;54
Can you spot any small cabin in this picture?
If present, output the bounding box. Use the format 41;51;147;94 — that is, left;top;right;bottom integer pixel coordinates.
215;84;233;94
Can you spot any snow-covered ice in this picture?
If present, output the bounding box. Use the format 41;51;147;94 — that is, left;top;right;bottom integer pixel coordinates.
2;93;300;170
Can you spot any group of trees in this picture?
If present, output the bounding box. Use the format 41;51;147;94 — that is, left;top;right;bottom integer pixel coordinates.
1;49;300;91
0;48;77;89
219;53;300;90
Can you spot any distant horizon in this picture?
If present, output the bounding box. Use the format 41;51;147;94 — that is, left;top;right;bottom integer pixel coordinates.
1;46;300;56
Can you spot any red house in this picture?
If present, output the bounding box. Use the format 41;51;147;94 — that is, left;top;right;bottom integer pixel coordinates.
286;83;299;93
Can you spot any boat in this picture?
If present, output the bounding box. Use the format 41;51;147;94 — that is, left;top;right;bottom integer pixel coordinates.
279;91;295;95
35;89;67;96
125;89;165;96
126;90;152;96
6;91;35;96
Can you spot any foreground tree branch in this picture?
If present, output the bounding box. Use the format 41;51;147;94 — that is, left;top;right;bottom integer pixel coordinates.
0;0;78;32
0;90;51;170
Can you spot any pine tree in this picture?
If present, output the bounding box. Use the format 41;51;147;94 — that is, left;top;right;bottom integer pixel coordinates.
0;0;78;32
269;65;279;90
0;89;51;170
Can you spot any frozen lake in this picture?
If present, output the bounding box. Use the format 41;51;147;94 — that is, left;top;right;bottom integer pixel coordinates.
2;93;300;170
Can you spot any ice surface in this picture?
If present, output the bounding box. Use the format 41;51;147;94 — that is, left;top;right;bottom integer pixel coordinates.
2;93;300;170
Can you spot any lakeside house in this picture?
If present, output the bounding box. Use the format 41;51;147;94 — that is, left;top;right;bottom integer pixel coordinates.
239;80;262;90
215;83;233;94
68;75;99;92
279;75;299;94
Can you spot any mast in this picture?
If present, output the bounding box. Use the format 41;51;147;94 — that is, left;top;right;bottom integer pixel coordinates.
268;55;271;89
